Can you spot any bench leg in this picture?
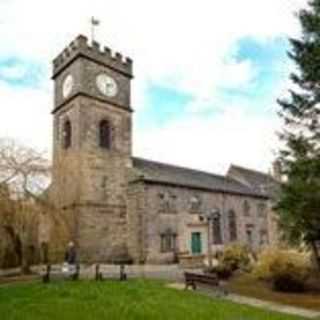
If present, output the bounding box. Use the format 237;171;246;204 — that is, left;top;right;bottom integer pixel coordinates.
185;281;197;290
185;280;192;290
120;273;127;281
95;272;103;281
72;273;78;281
43;273;50;283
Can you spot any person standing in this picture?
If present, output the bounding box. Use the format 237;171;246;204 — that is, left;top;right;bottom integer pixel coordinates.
65;242;77;265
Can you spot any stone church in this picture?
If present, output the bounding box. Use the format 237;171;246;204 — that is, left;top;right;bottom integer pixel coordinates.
46;35;279;264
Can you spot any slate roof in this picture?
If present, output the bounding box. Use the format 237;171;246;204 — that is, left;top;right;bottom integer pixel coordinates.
227;165;279;198
132;157;268;199
228;165;275;187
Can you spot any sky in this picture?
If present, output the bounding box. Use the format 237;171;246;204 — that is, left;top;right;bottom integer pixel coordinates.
0;0;307;175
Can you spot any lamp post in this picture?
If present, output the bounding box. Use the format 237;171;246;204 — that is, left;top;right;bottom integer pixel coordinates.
203;209;220;268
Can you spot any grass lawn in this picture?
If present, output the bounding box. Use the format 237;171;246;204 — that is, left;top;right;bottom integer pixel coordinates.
227;273;320;311
0;280;312;320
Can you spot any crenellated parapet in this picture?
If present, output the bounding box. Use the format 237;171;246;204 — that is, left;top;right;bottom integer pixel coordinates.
52;35;133;79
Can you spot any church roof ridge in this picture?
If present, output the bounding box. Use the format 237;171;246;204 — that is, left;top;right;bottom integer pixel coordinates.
133;156;231;181
228;163;270;178
132;157;268;199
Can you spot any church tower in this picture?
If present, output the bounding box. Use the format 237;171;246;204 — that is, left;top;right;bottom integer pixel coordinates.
51;35;133;262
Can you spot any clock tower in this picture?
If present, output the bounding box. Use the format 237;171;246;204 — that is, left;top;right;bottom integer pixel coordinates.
51;35;133;262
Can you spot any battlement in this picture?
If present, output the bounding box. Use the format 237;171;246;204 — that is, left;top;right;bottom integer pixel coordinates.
52;35;133;78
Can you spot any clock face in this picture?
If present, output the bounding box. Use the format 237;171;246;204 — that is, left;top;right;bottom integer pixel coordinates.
62;74;74;98
96;74;118;97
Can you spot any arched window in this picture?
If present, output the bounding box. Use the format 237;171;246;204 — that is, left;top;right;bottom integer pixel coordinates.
63;120;72;149
213;214;222;244
228;210;237;241
257;202;267;218
99;120;111;149
243;200;251;216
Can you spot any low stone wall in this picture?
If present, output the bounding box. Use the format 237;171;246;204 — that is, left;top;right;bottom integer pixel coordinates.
0;267;21;278
0;265;42;278
0;264;200;282
80;264;185;281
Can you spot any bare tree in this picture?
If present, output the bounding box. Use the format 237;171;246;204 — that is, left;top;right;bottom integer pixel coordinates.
0;138;50;273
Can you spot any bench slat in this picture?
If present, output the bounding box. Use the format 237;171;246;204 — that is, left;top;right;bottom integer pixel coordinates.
184;272;220;290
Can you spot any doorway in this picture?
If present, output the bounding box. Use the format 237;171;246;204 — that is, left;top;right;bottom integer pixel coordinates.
191;232;202;254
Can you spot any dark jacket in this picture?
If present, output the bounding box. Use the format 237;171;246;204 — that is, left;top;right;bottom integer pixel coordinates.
64;246;77;264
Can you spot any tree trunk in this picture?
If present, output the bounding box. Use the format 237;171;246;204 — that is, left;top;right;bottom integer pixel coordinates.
310;240;320;271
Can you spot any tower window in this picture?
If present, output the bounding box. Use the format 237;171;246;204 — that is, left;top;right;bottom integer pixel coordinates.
99;120;111;149
63;120;72;149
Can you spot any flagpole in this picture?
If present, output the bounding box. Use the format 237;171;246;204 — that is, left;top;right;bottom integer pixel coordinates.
91;17;94;43
90;17;100;44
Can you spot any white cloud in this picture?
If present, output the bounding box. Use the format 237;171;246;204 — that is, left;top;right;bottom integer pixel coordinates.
0;81;52;155
134;105;281;174
0;64;27;80
0;0;307;172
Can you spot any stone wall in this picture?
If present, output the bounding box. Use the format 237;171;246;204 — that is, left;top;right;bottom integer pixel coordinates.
50;95;132;262
138;183;272;264
127;180;147;263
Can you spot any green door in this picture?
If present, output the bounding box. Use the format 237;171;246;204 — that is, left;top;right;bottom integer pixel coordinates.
191;232;202;254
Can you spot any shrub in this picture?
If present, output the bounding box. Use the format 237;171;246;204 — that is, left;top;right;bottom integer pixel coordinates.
219;244;251;272
253;247;310;292
212;264;233;279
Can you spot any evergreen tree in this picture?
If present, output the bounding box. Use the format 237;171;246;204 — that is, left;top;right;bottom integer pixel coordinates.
277;0;320;269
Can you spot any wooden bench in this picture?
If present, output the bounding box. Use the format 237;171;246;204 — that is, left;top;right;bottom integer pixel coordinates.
42;264;80;283
95;264;127;281
184;272;228;295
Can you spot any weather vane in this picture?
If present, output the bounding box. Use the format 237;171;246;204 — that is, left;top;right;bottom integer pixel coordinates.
90;16;100;43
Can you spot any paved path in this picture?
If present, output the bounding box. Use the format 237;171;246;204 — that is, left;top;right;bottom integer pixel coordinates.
167;283;320;319
226;293;320;319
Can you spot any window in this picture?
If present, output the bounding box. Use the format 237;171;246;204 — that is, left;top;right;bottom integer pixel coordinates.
169;193;177;212
246;228;253;246
159;193;168;212
228;210;237;241
99;119;111;149
243;200;251;216
160;229;177;252
159;192;177;213
63;120;72;149
257;203;267;218
259;229;269;245
189;195;201;213
213;214;223;245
